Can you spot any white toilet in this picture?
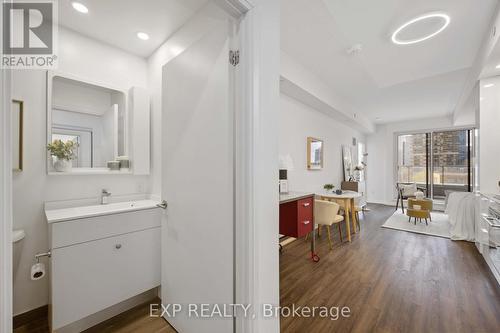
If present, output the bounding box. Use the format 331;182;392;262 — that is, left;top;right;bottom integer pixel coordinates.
12;229;26;278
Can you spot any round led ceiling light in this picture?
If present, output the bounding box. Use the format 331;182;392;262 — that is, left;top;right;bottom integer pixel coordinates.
391;13;450;45
71;2;89;14
137;32;150;41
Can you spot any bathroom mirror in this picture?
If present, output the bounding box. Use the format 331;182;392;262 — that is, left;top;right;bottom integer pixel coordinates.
307;137;323;170
47;72;128;173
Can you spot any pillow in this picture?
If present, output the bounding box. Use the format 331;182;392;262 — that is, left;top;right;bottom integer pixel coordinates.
401;183;417;197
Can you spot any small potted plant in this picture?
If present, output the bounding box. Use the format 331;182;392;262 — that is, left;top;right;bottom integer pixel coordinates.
47;139;77;172
323;184;335;192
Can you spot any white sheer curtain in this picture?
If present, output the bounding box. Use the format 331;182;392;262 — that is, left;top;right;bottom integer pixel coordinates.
445;192;476;241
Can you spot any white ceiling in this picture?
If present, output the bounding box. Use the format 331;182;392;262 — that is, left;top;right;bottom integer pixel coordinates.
281;0;498;124
58;0;208;58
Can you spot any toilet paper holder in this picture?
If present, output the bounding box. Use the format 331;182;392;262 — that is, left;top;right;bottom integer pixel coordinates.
34;250;51;262
31;251;51;281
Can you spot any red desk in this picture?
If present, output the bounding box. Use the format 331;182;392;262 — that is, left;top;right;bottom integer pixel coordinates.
279;192;318;261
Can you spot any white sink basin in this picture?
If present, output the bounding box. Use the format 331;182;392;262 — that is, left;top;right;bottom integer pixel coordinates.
45;199;160;223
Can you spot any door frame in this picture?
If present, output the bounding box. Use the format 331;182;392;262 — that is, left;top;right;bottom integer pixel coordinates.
1;0;13;328
0;0;280;332
199;0;281;332
231;1;280;332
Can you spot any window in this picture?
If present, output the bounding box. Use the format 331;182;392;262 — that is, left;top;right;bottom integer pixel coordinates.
431;130;472;199
52;127;93;168
397;129;473;201
397;133;429;194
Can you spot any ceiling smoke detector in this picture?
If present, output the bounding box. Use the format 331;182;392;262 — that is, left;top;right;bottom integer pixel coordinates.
346;44;363;56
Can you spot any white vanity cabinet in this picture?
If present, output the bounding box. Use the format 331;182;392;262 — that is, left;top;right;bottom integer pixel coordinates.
46;203;161;331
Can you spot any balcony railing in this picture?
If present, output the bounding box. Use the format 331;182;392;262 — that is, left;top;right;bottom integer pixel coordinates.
398;166;470;200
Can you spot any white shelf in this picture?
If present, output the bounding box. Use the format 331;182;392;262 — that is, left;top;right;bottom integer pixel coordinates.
48;168;133;176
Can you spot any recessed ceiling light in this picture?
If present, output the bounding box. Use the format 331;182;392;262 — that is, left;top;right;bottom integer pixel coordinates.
496;64;500;69
137;32;150;41
484;83;495;88
391;13;451;45
71;2;88;14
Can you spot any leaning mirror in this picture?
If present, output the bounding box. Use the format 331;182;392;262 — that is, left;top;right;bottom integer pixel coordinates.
47;73;128;174
307;137;323;170
342;145;353;181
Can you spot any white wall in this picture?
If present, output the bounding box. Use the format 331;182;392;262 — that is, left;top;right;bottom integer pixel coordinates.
12;28;150;315
57;29;147;90
366;116;454;204
281;51;375;133
453;83;479;127
479;77;500;194
280;93;364;192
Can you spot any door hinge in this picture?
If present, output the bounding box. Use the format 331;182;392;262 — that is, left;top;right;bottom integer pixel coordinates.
229;50;239;66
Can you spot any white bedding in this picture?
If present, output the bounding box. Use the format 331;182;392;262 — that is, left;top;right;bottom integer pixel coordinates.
445;192;476;241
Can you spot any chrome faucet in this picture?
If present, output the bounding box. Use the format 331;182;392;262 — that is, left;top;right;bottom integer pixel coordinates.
101;189;111;205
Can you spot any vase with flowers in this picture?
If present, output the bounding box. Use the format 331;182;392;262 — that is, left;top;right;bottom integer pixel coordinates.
47;139;78;172
353;164;365;181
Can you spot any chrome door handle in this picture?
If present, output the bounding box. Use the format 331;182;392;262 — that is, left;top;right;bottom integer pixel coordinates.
303;203;310;207
302;220;310;225
156;200;168;210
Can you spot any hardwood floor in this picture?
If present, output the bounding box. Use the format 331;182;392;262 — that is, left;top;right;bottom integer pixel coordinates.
13;298;175;333
279;204;500;333
83;298;176;333
14;204;500;332
13;305;49;333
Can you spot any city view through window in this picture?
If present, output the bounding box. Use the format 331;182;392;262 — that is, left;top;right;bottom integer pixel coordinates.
397;129;473;200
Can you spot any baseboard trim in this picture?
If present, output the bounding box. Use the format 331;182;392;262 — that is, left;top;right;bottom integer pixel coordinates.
56;288;158;333
13;304;48;329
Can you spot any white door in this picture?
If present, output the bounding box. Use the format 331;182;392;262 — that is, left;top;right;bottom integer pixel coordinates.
161;5;235;333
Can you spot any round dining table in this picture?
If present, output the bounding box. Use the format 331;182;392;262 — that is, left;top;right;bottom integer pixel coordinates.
318;190;361;242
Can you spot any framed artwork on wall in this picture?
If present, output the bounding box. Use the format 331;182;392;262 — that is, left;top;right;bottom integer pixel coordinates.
307;137;323;170
12;99;23;171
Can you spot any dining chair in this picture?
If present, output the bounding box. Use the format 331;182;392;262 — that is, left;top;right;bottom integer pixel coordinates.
322;196;359;232
354;205;363;231
311;199;345;250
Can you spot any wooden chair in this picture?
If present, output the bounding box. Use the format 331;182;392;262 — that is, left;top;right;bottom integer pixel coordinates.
309;200;345;250
395;182;426;214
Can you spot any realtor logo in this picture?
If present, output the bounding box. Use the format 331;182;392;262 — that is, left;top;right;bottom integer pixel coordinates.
2;0;58;69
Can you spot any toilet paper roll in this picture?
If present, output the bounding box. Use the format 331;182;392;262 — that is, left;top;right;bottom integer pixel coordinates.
31;262;46;280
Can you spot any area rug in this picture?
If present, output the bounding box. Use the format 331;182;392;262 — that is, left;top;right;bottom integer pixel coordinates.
382;210;451;239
